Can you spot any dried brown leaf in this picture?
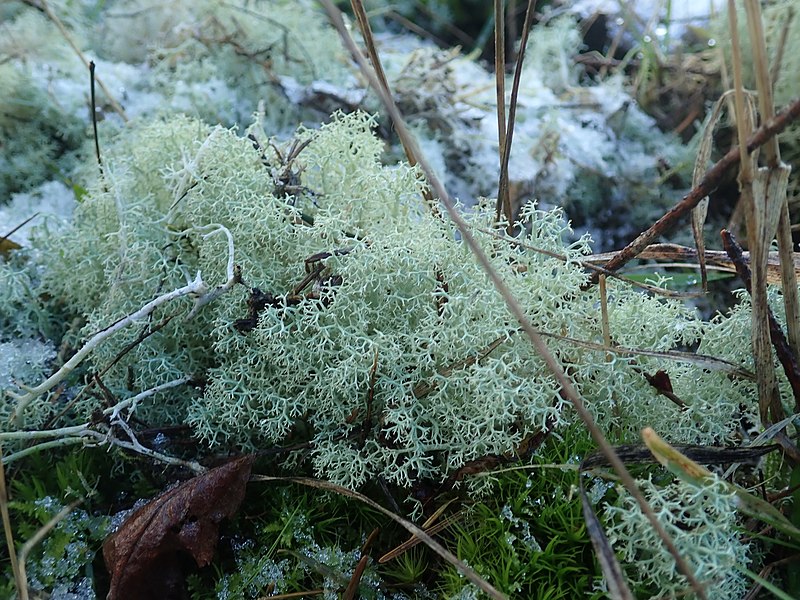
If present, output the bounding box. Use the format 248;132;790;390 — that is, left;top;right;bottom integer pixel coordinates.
103;455;255;600
690;92;728;292
0;213;38;258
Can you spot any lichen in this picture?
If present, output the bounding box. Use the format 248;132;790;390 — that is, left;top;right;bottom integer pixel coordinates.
0;3;783;596
602;475;750;599
22;108;735;492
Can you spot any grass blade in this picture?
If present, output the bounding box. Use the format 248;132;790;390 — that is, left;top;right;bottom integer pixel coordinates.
579;476;635;600
643;427;800;541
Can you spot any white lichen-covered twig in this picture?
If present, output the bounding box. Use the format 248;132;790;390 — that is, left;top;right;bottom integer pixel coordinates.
7;225;237;423
186;224;241;319
2;375;204;473
106;375;193;420
7;274;205;423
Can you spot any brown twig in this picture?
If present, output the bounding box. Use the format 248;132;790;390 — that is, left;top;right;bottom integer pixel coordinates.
721;229;800;413
349;0;437;214
769;7;794;88
493;0;508;224
43;314;176;428
0;445;23;598
586;96;800;286
38;0;127;121
342;555;368;600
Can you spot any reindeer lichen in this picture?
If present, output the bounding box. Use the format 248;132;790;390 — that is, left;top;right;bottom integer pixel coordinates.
21;109;742;495
602;475;750;599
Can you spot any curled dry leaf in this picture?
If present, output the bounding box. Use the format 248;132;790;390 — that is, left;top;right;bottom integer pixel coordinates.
103;454;255;600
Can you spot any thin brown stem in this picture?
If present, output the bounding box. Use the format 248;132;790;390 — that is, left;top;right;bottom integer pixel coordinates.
0;445;22;598
349;0;437;213
493;0;508;224
39;0;127;121
721;230;800;414
586;96;800;285
497;0;539;231
318;2;707;594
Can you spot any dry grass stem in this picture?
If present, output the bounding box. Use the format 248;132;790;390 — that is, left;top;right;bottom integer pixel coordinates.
17;499;83;600
497;0;538;231
0;445;22;598
730;0;787;429
38;0;128;122
349;0;437;213
493;0;509;224
742;0;800;361
722;231;800;419
769;7;794;87
318;2;707;595
252;474;507;599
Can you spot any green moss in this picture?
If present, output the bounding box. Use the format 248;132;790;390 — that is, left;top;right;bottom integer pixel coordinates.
186;484;391;599
438;428;602;599
6;449;112;597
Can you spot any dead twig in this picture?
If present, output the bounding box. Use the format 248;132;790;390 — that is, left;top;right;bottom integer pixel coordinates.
585;95;800;286
349;0;437;214
721;230;800;415
493;0;508;224
0;445;22;598
38;0;127;121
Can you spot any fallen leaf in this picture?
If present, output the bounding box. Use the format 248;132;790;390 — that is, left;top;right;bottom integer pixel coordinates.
1;213;38;258
0;236;21;257
644;369;674;395
103;455;254;600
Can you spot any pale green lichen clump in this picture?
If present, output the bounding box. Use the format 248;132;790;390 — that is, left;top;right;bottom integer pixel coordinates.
0;3;779;596
2;106;774;597
602;475;750;599
27;109;753;492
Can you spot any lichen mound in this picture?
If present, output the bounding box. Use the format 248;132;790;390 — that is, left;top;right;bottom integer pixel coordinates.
34;110;747;492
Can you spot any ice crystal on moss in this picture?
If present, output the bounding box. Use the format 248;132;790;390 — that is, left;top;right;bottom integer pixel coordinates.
18;497;110;597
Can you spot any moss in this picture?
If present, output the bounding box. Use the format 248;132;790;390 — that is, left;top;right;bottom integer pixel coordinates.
0;64;85;199
439;429;602;598
6;449;113;597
